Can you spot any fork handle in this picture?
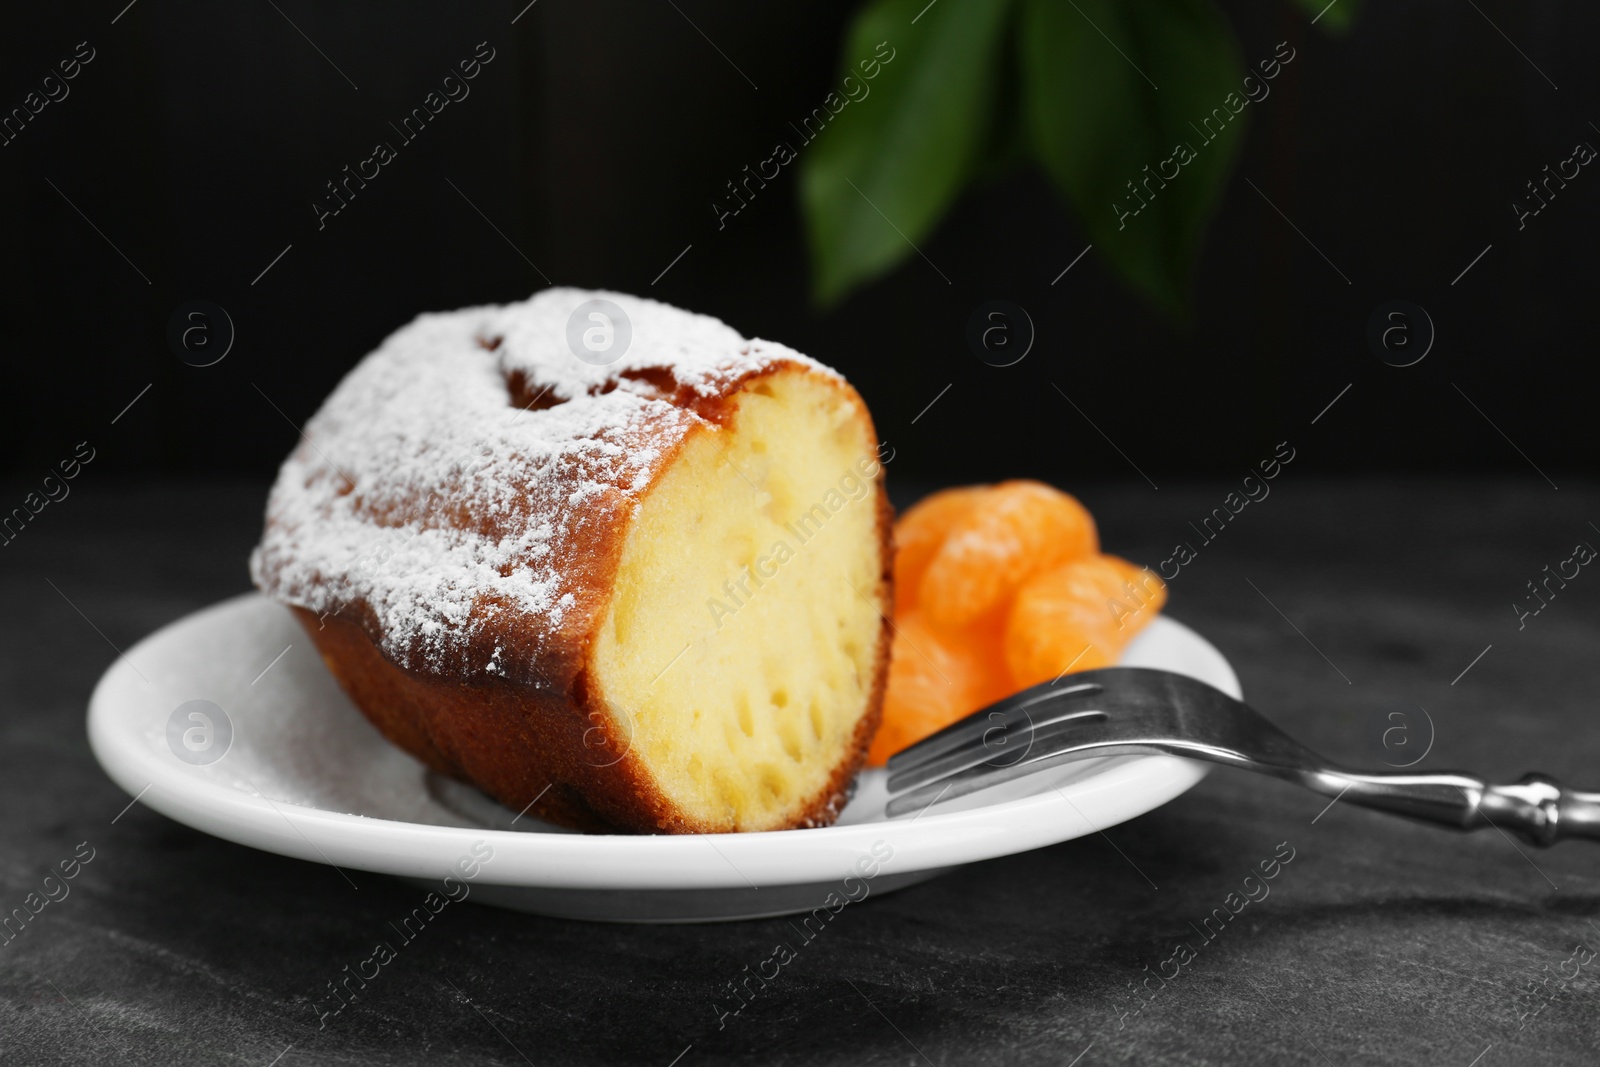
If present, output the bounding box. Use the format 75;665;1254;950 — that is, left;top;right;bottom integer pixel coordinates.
1313;770;1600;847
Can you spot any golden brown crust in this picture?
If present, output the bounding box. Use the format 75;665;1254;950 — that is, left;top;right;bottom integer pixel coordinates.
280;362;893;835
295;605;632;833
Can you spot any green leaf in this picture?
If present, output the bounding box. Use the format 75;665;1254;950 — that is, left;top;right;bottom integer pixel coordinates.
1286;0;1358;33
1020;0;1248;316
799;0;1014;307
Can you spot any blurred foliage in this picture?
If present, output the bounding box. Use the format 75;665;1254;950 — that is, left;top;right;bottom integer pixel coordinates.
800;0;1356;315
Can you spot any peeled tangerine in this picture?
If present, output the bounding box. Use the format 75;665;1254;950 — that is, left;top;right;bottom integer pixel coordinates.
870;481;1158;767
1004;555;1167;690
892;486;991;613
865;609;1010;767
918;480;1098;628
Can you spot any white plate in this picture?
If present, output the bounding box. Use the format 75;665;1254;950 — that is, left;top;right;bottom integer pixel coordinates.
88;594;1239;922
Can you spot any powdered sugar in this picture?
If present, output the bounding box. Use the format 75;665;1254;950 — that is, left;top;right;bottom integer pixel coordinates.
250;288;828;681
492;288;826;400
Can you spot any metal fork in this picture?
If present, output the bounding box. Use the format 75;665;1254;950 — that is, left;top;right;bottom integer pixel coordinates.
884;667;1600;845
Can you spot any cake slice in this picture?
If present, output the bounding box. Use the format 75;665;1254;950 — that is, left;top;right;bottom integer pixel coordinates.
250;289;891;833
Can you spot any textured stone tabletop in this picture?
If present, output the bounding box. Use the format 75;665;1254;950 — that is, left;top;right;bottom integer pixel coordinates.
2;478;1597;1066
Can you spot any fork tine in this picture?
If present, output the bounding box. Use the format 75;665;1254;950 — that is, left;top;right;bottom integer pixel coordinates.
885;734;1133;818
884;680;1102;774
884;708;1109;794
884;728;1165;818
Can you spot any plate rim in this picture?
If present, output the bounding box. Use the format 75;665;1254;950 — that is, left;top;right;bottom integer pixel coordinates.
88;593;1238;891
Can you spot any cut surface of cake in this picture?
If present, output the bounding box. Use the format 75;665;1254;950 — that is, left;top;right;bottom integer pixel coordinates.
250;288;891;833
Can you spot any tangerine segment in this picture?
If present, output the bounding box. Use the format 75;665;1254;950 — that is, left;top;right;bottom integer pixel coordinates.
866;609;1009;767
892;486;992;613
920;480;1099;628
1003;554;1163;689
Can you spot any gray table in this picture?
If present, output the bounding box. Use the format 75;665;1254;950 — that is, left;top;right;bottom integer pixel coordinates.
3;478;1597;1066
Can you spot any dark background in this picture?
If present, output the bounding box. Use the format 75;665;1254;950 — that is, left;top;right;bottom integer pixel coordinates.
0;0;1594;487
